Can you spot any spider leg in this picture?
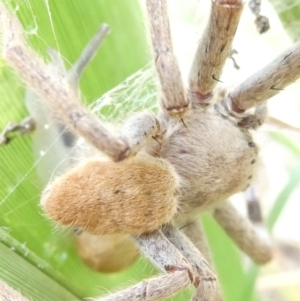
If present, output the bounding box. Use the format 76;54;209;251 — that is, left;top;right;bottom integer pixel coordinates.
0;5;120;157
0;116;35;145
1;22;108;148
145;0;190;117
222;42;300;113
96;230;193;301
213;202;272;264
180;220;213;265
162;224;221;301
188;0;244;104
1;4;146;161
181;220;225;301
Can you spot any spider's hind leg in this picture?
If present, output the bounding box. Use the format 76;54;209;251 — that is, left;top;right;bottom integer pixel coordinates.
213;202;272;265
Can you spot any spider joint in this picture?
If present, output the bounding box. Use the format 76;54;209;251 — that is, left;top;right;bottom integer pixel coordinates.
165;265;195;286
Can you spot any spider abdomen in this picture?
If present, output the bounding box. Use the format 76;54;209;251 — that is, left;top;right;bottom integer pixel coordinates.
41;153;180;235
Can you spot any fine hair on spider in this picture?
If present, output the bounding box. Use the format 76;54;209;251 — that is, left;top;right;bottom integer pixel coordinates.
1;1;300;301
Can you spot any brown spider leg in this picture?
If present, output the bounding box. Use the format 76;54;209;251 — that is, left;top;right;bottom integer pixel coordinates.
145;0;190;117
162;224;220;301
96;230;194;301
0;4;146;161
223;42;300;114
213;202;272;265
188;0;244;104
0;280;30;301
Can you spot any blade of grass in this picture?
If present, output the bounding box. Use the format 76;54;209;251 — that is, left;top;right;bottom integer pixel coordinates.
244;162;300;300
0;242;80;301
269;0;300;40
267;163;300;231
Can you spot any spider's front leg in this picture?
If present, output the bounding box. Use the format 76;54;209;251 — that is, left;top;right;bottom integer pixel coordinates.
0;4;152;162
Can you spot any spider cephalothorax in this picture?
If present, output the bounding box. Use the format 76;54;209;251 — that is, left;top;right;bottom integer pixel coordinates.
1;0;300;300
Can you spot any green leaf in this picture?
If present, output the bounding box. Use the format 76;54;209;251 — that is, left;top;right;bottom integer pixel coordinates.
270;0;300;40
0;238;79;301
267;163;300;231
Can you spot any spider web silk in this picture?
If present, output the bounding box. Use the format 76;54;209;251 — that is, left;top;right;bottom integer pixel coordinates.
25;64;159;185
91;65;159;124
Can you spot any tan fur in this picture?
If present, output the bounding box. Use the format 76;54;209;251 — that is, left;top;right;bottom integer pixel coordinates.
41;153;179;235
75;232;139;272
